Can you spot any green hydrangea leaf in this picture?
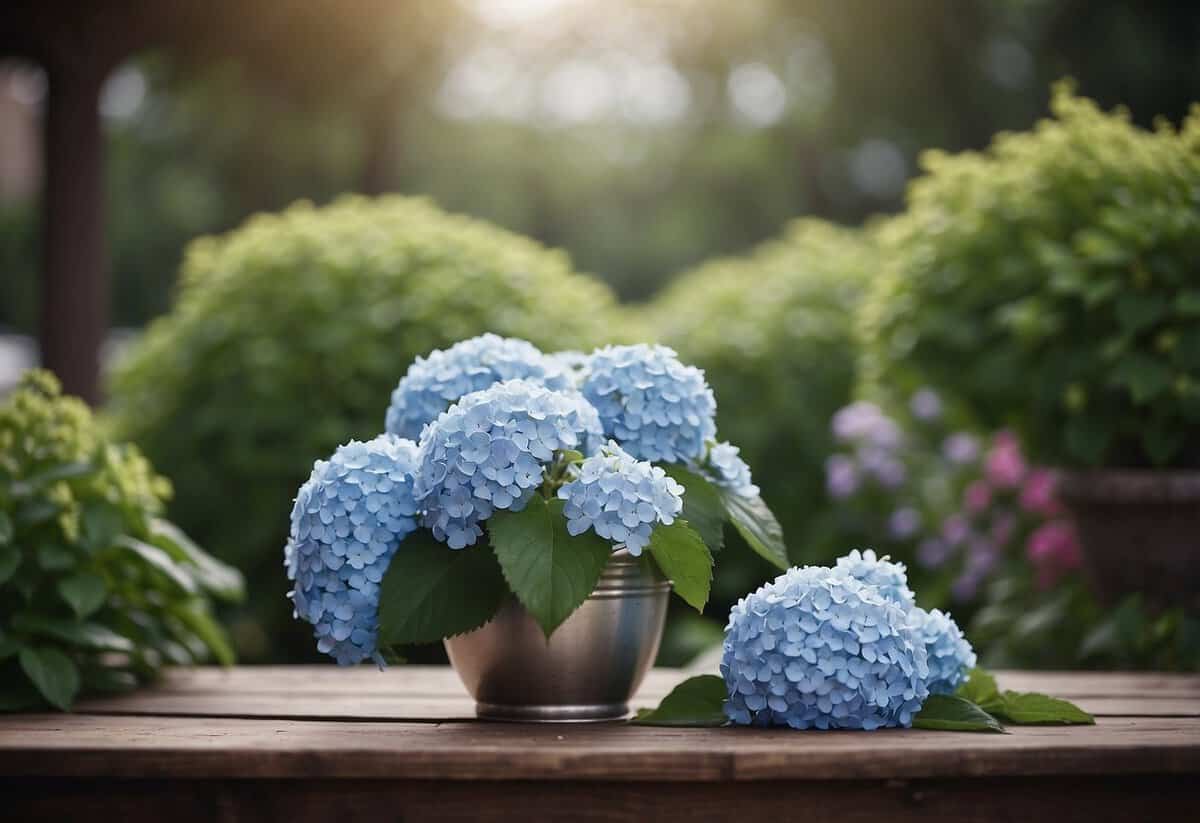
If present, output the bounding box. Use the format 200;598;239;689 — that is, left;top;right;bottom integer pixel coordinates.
489;496;611;638
0;511;13;545
379;531;509;645
1175;289;1200;315
648;520;712;612
35;543;75;572
1115;293;1168;334
955;668;999;705
18;647;80;711
984;691;1095;725
633;674;728;727
148;519;245;601
662;465;725;553
719;489;788;570
0;543;20;586
168;602;237;666
57;572;108;619
11;614;135;653
1110;354;1172;404
114;536;199;594
913;694;1005;733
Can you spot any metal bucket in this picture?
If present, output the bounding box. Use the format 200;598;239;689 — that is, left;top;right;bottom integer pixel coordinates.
444;550;670;721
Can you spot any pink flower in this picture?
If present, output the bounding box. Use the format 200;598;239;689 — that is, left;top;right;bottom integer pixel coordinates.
989;511;1017;549
1026;520;1082;589
964;480;992;514
1020;468;1063;517
985;430;1026;488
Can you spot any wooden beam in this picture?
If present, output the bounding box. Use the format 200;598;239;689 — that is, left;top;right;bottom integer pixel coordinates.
38;61;107;403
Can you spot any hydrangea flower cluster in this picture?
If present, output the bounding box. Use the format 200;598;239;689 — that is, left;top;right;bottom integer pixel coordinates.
721;550;975;729
582;344;717;463
835;549;916;607
285;435;421;665
384;333;571;441
557;441;685;556
721;565;931;730
414;379;603;549
696;441;759;498
913;607;977;695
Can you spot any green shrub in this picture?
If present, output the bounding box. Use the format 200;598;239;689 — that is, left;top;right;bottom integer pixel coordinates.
862;84;1200;468
0;371;242;710
647;219;876;601
107;195;625;660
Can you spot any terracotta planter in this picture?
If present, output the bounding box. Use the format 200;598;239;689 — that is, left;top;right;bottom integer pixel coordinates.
1058;470;1200;608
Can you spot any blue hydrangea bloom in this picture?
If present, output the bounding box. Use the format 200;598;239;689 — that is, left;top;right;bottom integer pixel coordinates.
385;334;571;441
834;549;916;608
912;607;977;695
557;440;685;556
695;441;759;497
581;344;717;463
414;379;603;549
284;435;420;665
548;350;591;387
721;565;930;730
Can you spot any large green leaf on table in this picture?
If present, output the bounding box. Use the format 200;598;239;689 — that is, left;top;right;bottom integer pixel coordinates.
379;531;509;646
633;674;728;727
913;694;1005;733
11;614;135;653
648;520;712;612
982;691;1094;725
662;466;725;553
489;496;611;638
148;519;245;601
18;646;80;711
718;488;788;570
57;572;109;619
955;668;999;706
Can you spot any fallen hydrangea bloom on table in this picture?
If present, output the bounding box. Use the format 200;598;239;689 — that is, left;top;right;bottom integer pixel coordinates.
636;550;1093;732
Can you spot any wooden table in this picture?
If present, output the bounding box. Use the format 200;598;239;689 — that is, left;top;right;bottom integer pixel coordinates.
1;667;1197;822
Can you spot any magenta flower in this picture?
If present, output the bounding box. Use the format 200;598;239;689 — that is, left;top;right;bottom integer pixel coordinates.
984;430;1026;488
1026;520;1082;589
1020;468;1063;517
964;480;992;514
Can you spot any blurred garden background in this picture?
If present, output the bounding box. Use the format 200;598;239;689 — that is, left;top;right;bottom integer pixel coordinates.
2;0;1198;673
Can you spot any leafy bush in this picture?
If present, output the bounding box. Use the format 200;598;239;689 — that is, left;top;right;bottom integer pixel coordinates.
863;84;1200;468
647;219;876;598
107;195;625;660
0;371;242;710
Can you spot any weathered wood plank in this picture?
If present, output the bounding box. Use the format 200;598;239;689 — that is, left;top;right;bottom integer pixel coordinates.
1;714;1197;781
4;775;1194;823
71;691;1200;721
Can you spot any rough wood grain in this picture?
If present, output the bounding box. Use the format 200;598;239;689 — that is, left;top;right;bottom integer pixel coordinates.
1;714;1198;781
5;775;1194;823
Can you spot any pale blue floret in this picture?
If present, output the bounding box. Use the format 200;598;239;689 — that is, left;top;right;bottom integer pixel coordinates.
557;440;685;556
581;344;717;463
720;565;931;730
695;441;759;497
284;434;421;666
414;379;603;549
834;548;917;608
912;607;977;695
385;334;571;441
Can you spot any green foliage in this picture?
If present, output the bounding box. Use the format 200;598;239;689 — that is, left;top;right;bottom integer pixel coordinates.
377;533;508;646
863;84;1200;468
632;674;728;727
489;497;614;637
912;694;1005;733
0;371;242;711
106;195;626;660
647;219;875;603
647;520;712;612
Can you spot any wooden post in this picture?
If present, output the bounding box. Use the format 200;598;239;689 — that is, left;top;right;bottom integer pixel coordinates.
39;62;107;404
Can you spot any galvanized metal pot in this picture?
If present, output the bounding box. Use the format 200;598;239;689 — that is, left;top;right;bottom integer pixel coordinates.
444;550;670;722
